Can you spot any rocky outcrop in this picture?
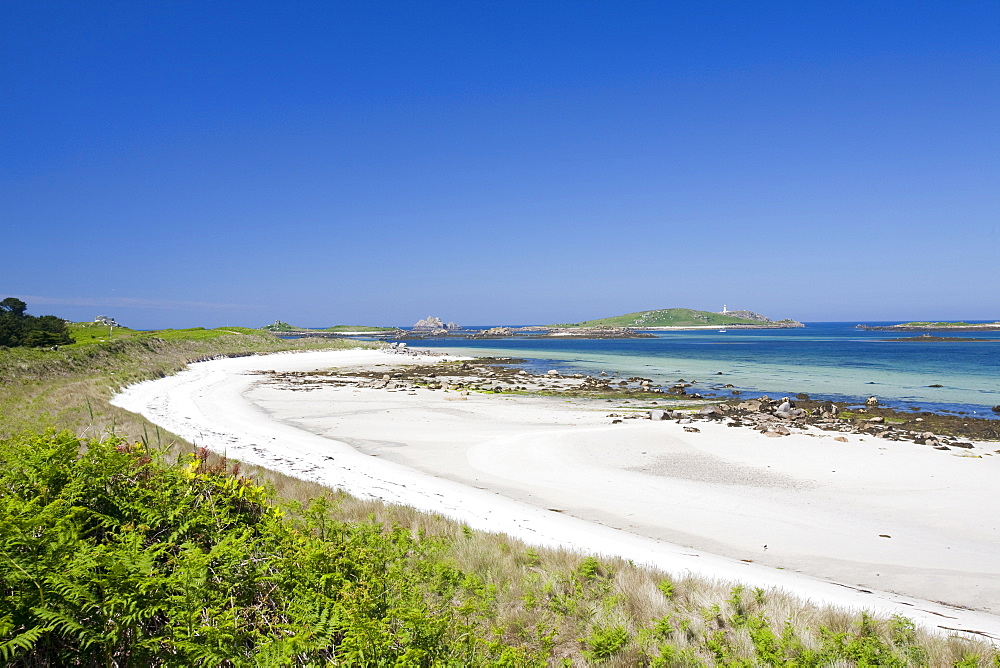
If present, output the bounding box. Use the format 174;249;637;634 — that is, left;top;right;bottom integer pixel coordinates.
721;310;771;322
715;310;804;328
541;326;653;339
412;316;444;331
412;316;462;333
469;327;515;339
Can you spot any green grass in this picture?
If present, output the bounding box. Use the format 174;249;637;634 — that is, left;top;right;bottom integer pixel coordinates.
553;308;785;328
0;328;372;441
65;322;263;347
65;321;143;345
324;325;399;332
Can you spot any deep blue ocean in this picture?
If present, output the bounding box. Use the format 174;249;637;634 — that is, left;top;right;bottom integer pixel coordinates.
385;323;1000;418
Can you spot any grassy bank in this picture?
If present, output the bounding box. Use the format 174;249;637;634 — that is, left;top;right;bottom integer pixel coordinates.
1;330;997;665
0;328;366;449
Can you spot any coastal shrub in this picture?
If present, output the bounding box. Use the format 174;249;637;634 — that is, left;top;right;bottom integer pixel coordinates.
581;623;629;662
0;431;544;665
657;578;676;599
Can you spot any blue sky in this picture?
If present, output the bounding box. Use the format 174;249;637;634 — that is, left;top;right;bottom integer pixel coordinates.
3;1;998;328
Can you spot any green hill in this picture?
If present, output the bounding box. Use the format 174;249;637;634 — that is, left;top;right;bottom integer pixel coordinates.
325;325;399;333
554;308;788;328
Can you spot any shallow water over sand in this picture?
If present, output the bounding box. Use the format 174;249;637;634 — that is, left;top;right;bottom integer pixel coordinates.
405;322;1000;417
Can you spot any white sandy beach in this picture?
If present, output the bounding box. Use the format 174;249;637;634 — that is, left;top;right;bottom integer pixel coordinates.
111;348;1000;641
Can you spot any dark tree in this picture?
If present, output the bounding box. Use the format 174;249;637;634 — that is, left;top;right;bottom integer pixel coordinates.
0;298;73;348
0;297;27;317
25;314;74;346
0;298;27;347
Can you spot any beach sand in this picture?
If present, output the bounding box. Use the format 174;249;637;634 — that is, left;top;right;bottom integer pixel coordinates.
111;348;1000;640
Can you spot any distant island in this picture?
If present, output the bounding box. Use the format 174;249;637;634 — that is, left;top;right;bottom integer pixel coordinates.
858;321;1000;332
395;308;803;340
887;334;998;342
552;308;804;330
260;321;401;336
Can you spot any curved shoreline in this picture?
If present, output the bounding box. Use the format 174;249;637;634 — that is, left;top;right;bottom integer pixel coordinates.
111;348;1000;641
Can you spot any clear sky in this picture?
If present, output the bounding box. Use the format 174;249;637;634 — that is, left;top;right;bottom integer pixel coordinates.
3;1;998;328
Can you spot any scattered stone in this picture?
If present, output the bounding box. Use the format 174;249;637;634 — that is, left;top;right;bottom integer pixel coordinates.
683;426;700;433
267;360;1000;454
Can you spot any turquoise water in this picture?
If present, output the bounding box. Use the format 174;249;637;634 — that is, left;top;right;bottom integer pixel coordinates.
403;323;1000;417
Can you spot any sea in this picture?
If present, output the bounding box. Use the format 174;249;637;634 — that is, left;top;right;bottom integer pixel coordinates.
372;323;1000;419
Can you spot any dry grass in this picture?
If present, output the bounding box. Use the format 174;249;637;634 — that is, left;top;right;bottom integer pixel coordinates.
1;333;998;665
